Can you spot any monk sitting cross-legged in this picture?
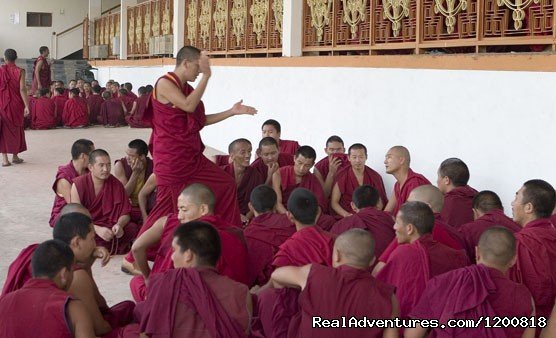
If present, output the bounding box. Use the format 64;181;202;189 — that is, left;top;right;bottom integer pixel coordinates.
52;87;68;126
31;87;56;129
87;85;104;125
126;86;151;128
99;91;126;127
313;135;348;197
261;119;300;156
62;88;89;128
250;137;294;185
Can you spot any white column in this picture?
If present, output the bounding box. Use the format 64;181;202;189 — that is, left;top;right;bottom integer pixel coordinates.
282;0;303;57
173;0;186;57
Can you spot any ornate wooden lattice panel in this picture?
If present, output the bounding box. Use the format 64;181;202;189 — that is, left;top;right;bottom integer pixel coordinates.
246;0;271;51
185;0;203;49
303;0;335;48
483;0;553;37
372;0;417;43
268;0;283;49
422;0;477;41
93;13;120;57
210;0;229;52
228;0;248;51
334;0;371;48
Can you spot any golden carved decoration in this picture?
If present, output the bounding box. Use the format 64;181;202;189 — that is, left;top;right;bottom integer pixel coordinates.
162;0;171;35
96;21;102;45
250;0;268;44
341;0;367;38
382;0;411;37
104;18;110;44
136;8;143;51
231;0;247;45
144;5;152;42
213;0;228;47
272;0;283;40
115;16;120;37
187;0;198;45
152;2;161;37
434;0;467;34
307;0;333;42
497;0;539;29
128;10;135;52
199;0;211;47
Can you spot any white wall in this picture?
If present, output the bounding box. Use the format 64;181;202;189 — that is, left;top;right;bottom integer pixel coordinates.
96;65;556;213
101;0;121;12
0;0;89;59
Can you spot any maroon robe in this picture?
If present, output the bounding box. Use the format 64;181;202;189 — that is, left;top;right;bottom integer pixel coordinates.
330;207;395;259
279;139;300;155
214;154;230;166
441;185;479;228
244;213;296;286
87;94;104;125
126;94;150;128
127;92;138;100
278;165;328;213
62;97;88;127
392;169;431;216
314;155;350;182
1;244;38;296
459;209;521;262
551;213;556;225
334;165;388;214
99;98;125;125
31;56;51;94
509;218;556;319
273;226;335;268
119;94;135;116
0;279;73;338
49;161;83;227
0;63;27;154
31;96;56;129
315;213;336;231
250;153;294;182
411;264;533;338
376;234;469;319
26;96;36;130
52;95;68;126
115;157;155;224
73;173;139;254
222;164;265;215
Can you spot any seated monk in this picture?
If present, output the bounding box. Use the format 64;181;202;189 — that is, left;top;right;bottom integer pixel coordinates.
125;222;252;337
87;85;104;125
137;173;157;224
130;183;249;302
459;190;521;262
244;185;296;286
509;179;556;321
383;145;430;216
272;146;327;214
330;185;395;259
31;87;56;129
62;88;89;128
71;149;139;254
269;229;400;338
221;138;264;221
126;86;151;128
250;137;294;184
114;139;154;225
376;201;468;319
407;227;535;338
436;157;478;227
124;82;137;99
49;139;95;227
331;143;388;217
118;88;136;123
52;87;68;126
99;91;126;127
0;240;96;337
262;119;300;155
313;135;348;197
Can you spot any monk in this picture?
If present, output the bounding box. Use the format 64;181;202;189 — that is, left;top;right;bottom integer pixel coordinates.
0;240;96;337
331;143;388;217
80;81;91;98
0;48;29;167
126;86;151;128
376;201;468;319
330;185;395;259
130;183;249;301
407;227;535;338
126;222;251;337
124;82;137;99
269;229;399;338
118;88;136;120
221;138;264;221
99;91;126;127
49;139;95;227
55;80;70;98
273;146;327;214
251;136;294;184
87;85;104;125
62;88;89;128
110;82;120;97
53;87;68;125
383;146;430;216
459;190;521;262
71;149;139;254
509;179;556;321
245;185;296;286
31;87;56;129
313;135;348;197
262;119;300;155
31;46;51;95
114;139;154;225
437;157;478;227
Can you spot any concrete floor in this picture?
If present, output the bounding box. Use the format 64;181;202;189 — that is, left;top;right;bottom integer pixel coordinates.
0;126;222;306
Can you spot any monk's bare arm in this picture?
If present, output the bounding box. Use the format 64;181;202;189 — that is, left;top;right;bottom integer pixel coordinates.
540;300;556;338
205;100;257;126
245;293;254;335
330;184;351;217
67;299;97;338
129;101;137;116
270;265;311;290
19;69;29;112
158;75;210;113
34;60;43;89
272;171;287;214
371;261;386;277
70;184;82;204
384;191;396;213
114;161;133;196
132;216;167;279
116;214;131;227
384;295;400;338
69;270;112;335
138;174;157;221
56;178;73;203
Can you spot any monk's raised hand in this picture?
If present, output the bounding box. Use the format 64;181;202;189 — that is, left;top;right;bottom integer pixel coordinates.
267;162;279;177
230;100;257;116
131;158;144;173
199;51;211;77
328;156;342;176
112;224;124;239
93;247;111;267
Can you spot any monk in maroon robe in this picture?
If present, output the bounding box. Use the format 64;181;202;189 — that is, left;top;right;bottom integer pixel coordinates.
87;85;104;125
0;240;96;337
269;229;399;338
407;227;535;338
315;211;336;231
262;119;300;155
126;86;151;128
124;82;137;99
331;185;395;259
118;88;136;124
31;87;56;129
273;146;327;214
221;138;264;219
251;136;294;184
52;87;68;126
62;88;88;128
49;139;95;227
509;179;556;321
71;149;139;254
99;91;126;126
314;135;347;197
0;49;29;166
331;143;388;217
436;158;479;227
383;146;430;216
30;46;51;95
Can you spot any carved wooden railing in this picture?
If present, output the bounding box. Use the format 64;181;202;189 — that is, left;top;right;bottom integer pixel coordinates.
93;12;121;57
128;0;174;58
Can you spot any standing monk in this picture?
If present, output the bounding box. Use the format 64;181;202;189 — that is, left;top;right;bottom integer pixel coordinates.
31;46;51;95
250;137;294;184
313;135;348;197
261;119;300;155
0;49;29;167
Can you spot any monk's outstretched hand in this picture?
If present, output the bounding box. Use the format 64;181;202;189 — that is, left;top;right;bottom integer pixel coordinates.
230;100;257;116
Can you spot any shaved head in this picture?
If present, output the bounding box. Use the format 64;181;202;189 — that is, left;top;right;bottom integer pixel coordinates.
59;203;91;218
477;227;516;267
407;185;444;213
334;229;375;268
389;146;410;165
473;191;503;213
180;183;216;212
